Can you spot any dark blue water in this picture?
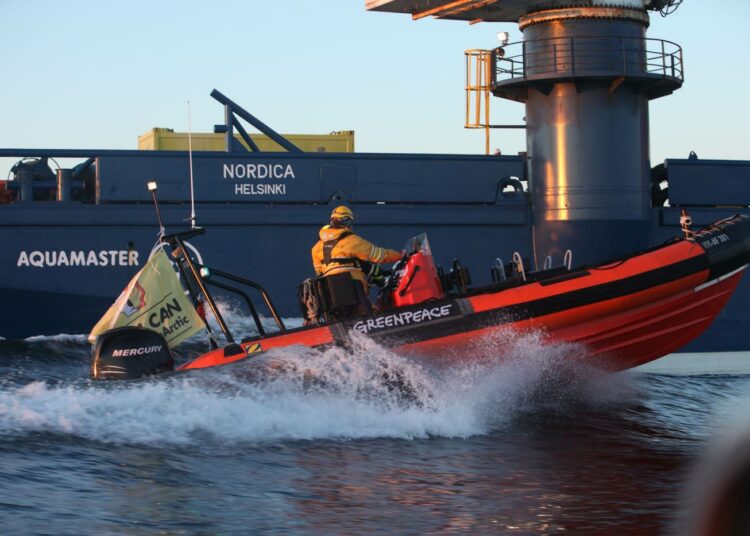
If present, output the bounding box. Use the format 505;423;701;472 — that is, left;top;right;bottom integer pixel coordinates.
1;325;749;535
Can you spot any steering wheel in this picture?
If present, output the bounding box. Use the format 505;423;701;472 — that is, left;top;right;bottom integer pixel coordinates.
377;254;412;301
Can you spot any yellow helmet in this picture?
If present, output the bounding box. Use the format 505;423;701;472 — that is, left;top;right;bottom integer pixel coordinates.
330;205;354;226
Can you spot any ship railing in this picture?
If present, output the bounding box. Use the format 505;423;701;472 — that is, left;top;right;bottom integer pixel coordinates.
493;36;684;85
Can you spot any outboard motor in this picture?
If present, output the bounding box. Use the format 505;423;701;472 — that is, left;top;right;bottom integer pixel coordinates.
91;327;174;380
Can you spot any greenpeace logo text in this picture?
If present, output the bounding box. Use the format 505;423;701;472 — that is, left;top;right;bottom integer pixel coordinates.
352;304;454;334
112;345;163;358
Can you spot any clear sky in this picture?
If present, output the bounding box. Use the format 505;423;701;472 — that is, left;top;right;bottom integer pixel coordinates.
0;0;747;178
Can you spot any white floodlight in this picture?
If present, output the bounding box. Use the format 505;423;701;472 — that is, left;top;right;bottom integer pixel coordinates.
147;181;158;192
496;31;510;46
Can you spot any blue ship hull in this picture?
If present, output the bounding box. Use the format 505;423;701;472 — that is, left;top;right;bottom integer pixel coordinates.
1;168;749;357
2;90;749;357
0;195;531;339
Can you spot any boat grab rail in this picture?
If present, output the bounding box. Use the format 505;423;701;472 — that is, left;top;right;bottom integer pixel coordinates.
161;227;286;340
564;249;573;271
492;258;507;283
170;233;234;343
513;252;526;281
199;276;268;337
198;265;287;334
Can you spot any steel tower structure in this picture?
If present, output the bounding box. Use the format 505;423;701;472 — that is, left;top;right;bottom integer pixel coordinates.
367;0;684;268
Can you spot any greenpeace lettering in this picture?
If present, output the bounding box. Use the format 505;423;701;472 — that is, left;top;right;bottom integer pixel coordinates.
112;345;163;358
17;250;139;268
223;163;295;180
352;303;455;334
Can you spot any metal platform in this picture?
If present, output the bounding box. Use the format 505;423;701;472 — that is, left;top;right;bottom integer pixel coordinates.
365;0;667;22
366;0;554;22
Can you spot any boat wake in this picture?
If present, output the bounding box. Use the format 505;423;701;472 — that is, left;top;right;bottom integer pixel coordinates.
0;325;638;447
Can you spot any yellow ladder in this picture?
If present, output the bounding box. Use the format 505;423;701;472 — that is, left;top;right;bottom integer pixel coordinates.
465;49;493;155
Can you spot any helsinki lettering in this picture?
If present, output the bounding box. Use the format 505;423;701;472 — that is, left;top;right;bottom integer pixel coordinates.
353;304;454;334
17;250;139;268
235;183;286;195
147;298;191;337
112;345;163;358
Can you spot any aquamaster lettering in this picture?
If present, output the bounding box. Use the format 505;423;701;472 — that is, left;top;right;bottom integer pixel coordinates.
17;250;139;268
352;304;454;334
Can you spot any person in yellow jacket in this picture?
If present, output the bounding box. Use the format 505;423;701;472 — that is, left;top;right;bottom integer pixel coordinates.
311;206;402;291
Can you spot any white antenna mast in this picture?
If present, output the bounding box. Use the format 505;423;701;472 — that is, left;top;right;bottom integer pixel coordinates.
187;100;197;229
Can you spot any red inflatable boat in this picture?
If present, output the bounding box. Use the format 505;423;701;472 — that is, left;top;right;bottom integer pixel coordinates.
91;214;750;380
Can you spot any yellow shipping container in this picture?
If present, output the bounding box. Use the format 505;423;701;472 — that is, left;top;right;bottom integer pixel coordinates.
138;128;355;153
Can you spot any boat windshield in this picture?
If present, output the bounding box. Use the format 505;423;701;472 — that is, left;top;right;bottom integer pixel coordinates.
403;233;432;256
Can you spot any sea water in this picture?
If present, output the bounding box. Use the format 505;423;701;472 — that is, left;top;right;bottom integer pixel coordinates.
1;312;749;534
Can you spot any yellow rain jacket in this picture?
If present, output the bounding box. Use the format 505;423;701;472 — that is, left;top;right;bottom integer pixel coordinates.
311;226;402;288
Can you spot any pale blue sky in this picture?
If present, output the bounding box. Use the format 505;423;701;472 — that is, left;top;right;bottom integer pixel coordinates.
0;0;747;178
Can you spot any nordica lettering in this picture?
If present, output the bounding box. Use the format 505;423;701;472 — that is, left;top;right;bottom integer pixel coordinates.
235;183;286;195
353;304;454;334
223;163;295;179
17;250;139;268
112;345;163;358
